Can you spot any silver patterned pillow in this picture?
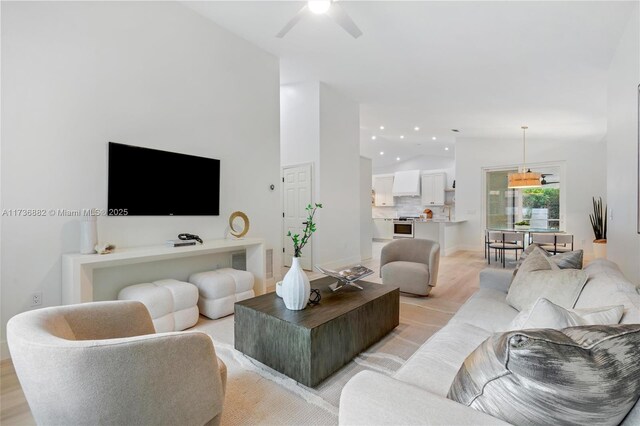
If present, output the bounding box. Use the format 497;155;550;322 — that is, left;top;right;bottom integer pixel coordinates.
447;324;640;426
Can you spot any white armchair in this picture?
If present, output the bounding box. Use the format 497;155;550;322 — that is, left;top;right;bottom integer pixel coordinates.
7;300;227;426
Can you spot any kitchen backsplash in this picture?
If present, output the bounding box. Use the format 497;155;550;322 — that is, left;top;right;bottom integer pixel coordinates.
372;196;454;220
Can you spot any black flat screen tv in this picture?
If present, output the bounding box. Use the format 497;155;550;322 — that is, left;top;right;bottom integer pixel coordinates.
107;142;220;216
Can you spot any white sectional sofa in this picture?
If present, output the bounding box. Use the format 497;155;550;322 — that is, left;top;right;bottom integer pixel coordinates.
339;259;640;425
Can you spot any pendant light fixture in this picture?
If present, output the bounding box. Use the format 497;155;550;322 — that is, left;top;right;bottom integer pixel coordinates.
508;126;542;189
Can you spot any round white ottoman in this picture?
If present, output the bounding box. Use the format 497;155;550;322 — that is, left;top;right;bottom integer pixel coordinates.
118;279;199;333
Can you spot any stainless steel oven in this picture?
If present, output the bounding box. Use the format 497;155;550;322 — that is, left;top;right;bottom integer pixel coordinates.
393;218;415;238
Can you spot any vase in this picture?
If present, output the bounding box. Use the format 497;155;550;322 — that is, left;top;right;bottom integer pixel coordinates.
80;215;98;254
275;281;283;298
593;240;607;259
282;257;310;310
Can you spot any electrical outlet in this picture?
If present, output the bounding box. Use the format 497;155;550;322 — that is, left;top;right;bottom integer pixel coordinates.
31;291;42;307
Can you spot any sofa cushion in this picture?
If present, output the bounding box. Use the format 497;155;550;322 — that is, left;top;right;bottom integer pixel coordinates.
449;289;519;332
515;243;583;275
447;324;640;426
507;248;587;311
576;259;640;324
394;323;493;396
507;297;624;331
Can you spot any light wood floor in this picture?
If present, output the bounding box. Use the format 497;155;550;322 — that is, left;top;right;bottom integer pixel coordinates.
1;247;494;426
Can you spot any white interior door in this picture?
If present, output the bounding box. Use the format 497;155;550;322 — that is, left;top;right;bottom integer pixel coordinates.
283;164;313;270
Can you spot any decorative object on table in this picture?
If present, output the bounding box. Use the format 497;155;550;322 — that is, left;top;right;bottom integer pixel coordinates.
229;211;250;238
80;214;98;254
423;208;433;219
514;220;530;231
94;243;115;255
308;289;321;305
275;280;283;297
507;126;542;189
283;203;322;310
589;196;607;259
166;239;196;247
315;265;373;291
178;233;203;244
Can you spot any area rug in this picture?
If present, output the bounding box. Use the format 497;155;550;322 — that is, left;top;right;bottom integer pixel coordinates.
193;300;457;425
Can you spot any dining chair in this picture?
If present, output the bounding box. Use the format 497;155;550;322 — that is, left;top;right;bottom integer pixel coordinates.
531;232;574;254
488;232;525;268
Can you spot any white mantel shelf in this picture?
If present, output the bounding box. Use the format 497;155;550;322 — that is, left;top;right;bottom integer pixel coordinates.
62;238;266;305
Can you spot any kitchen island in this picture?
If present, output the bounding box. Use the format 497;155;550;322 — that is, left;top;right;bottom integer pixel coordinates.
414;219;466;256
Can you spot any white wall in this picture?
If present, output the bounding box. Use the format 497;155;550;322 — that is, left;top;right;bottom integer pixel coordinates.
1;1;281;357
374;154;455;179
360;157;373;260
455;137;607;253
280;82;361;268
606;4;640;284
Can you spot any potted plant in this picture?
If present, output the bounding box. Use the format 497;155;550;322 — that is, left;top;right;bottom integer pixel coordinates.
282;203;322;310
589;197;607;259
514;220;530;231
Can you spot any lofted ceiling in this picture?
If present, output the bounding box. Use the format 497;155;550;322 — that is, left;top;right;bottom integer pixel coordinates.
184;1;635;168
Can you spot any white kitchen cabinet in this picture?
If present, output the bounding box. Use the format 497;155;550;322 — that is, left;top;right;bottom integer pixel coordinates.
421;173;446;206
373;175;395;207
372;218;394;240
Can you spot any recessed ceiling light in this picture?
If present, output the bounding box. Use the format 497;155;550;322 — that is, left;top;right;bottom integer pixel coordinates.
379;125;385;130
396;157;400;161
371;136;376;140
432;136;437;140
414;126;420;131
308;0;331;14
379;151;384;155
445;147;449;151
400;135;404;139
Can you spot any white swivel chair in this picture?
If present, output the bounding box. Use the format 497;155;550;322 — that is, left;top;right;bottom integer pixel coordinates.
380;238;440;296
7;301;227;426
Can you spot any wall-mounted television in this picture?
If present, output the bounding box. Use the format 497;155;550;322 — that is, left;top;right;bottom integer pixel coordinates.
107;142;220;216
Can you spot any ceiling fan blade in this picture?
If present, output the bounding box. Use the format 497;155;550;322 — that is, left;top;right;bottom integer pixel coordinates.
327;3;362;39
276;5;308;38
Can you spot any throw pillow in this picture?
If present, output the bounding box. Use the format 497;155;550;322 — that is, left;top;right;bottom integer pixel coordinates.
506;248;588;311
513;243;583;277
447;324;640;426
508;297;624;331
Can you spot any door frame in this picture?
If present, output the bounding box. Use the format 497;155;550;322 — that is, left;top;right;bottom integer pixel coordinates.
281;162;315;269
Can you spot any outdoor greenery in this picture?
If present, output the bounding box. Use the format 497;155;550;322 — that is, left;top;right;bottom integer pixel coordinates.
522;188;560;221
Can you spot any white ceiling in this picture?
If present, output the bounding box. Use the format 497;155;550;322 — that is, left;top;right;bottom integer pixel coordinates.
185;1;635;168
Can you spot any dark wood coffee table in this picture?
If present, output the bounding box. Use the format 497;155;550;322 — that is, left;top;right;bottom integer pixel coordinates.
234;277;399;387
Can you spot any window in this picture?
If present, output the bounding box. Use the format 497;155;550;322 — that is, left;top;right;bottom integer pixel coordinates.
485;165;562;230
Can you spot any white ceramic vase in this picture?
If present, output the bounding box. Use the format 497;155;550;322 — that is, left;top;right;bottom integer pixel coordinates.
282;257;310;310
593;240;607;259
80;215;98;254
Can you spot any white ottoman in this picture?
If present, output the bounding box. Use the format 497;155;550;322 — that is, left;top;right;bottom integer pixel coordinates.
189;268;255;319
118;280;199;333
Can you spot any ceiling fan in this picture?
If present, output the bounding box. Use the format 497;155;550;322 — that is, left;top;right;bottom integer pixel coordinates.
540;174;559;185
276;0;363;39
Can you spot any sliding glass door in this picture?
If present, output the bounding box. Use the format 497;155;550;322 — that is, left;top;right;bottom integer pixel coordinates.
485;166;562;230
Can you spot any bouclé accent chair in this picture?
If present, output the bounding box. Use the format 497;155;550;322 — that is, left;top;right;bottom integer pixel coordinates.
7;300;227;426
380;238;440;296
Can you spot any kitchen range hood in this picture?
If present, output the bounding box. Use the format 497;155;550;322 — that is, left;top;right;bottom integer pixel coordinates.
392;170;421;196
